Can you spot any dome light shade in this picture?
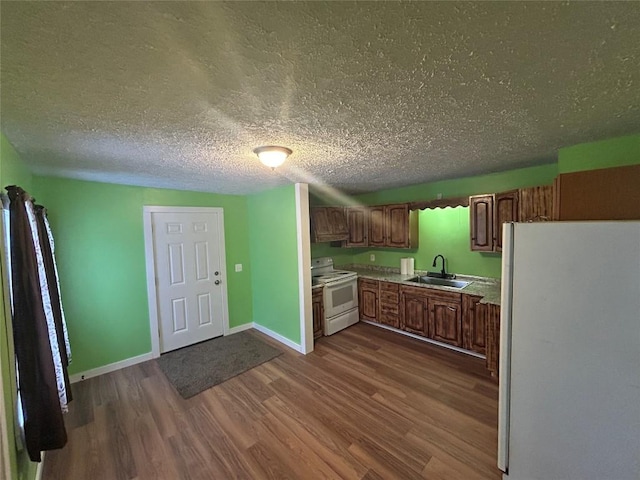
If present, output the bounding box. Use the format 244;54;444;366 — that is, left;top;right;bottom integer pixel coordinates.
253;145;292;168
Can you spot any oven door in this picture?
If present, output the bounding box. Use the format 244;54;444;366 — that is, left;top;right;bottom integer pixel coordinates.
324;276;358;318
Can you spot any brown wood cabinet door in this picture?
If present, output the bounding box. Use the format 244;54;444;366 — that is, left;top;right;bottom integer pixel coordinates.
312;289;324;339
469;195;494;251
430;299;463;347
385;204;410;248
494;191;518;252
344;207;369;247
310;207;348;242
368;206;385;246
358;279;378;322
485;304;501;376
554;164;640;220
462;295;485;354
518;185;553;222
400;289;428;336
327;207;348;236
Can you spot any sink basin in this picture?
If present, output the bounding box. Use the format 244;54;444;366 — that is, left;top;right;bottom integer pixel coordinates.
408;276;470;289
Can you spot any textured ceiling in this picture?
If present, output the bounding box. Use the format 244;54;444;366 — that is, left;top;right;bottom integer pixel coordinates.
1;2;639;195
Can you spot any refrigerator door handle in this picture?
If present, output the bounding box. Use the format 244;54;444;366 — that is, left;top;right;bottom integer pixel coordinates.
497;222;515;473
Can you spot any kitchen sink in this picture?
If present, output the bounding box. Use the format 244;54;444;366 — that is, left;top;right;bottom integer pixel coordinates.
408;275;470;289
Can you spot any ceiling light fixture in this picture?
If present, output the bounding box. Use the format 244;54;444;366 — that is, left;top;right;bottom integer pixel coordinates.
253;145;292;169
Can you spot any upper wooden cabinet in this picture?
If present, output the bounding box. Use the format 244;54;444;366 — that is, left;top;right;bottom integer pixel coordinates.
344;206;369;247
494;190;519;252
519;185;553;222
471;188;549;251
369;204;418;249
310;207;349;243
469;194;494;252
553;164;640;220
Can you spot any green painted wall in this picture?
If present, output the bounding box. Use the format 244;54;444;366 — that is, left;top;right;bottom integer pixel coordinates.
248;185;301;344
0;133;37;480
558;134;640;173
31;177;253;375
313;163;558;278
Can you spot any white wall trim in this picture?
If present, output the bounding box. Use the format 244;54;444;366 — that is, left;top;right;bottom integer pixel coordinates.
253;323;303;353
69;352;154;383
294;183;313;354
227;323;253;335
143;206;230;358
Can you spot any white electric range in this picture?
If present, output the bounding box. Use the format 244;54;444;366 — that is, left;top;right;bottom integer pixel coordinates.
311;257;359;335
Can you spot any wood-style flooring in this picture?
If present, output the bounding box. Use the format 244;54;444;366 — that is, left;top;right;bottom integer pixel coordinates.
43;323;501;480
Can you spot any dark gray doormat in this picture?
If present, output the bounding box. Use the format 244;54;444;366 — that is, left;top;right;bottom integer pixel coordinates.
157;331;282;399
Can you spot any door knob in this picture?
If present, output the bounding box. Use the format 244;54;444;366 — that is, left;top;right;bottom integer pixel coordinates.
215;280;221;285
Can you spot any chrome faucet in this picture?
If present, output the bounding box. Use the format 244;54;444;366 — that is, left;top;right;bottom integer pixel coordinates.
432;254;447;278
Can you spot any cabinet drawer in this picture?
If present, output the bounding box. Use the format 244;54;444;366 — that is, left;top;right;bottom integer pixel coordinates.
380;281;399;293
379;302;399;315
359;278;378;288
379;312;399;328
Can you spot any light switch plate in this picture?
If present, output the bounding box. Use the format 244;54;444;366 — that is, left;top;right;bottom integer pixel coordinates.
369;254;375;262
235;264;242;272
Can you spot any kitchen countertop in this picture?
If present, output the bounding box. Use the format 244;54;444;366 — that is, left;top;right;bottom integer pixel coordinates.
337;264;501;305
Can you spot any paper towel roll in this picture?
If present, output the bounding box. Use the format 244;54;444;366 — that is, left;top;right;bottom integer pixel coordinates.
406;257;415;276
401;258;415;275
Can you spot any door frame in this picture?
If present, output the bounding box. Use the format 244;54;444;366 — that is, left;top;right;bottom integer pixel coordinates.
143;206;230;358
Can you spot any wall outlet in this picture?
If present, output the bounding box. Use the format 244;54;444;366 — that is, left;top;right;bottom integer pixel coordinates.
369;254;375;262
437;193;443;199
235;264;243;272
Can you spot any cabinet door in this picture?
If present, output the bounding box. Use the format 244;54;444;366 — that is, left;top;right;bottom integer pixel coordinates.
462;295;485;354
554;164;640;221
345;207;369;247
385;204;410;248
400;288;428;336
485;304;501;376
368;206;386;246
518;185;553;222
312;289;324;339
310;207;348;242
430;299;463;347
494;191;519;252
358;279;378;322
469;195;494;251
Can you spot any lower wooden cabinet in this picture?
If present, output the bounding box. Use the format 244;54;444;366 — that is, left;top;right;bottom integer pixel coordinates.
400;287;429;336
357;278;499;375
484;303;501;376
400;286;462;347
358;279;379;322
378;281;400;328
430;297;463;347
462;294;486;354
312;288;324;340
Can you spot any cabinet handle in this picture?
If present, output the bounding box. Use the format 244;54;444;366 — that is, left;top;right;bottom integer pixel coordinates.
448;306;456;311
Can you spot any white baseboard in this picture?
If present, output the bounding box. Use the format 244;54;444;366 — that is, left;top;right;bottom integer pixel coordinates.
69;352;154;383
360;320;485;359
252;323;303;353
68;323;301;384
227;323;254;335
35;452;45;480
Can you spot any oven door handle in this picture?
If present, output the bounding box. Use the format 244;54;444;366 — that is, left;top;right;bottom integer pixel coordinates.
325;276;357;288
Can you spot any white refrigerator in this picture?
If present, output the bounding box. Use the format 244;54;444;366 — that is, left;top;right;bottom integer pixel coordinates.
498;221;640;480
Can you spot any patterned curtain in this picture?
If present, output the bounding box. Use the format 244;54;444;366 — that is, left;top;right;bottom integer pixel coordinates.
5;186;71;462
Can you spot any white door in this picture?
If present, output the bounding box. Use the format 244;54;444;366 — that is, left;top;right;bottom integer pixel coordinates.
151;210;227;353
